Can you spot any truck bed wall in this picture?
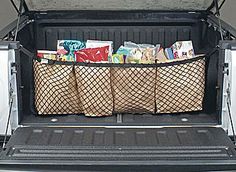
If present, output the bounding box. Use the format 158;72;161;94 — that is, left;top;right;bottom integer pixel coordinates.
16;11;222;125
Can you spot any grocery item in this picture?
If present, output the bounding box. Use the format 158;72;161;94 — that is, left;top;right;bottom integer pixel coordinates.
124;41;156;49
156;48;168;62
117;42;158;64
37;50;57;60
75;46;109;62
172;41;195;59
86;40;113;61
112;54;125;64
125;48;143;63
141;47;157;64
116;46;133;56
165;48;174;60
156;44;161;53
57;40;85;61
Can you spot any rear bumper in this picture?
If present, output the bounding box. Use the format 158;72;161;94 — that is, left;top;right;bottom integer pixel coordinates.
0;161;236;172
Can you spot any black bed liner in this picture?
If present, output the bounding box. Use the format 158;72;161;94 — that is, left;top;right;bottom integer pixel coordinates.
20;113;218;126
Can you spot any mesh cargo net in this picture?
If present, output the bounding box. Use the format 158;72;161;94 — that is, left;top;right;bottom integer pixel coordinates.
33;61;82;114
111;67;156;113
156;58;205;113
33;56;206;116
74;65;113;117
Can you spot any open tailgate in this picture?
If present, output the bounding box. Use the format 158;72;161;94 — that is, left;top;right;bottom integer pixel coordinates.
0;127;236;171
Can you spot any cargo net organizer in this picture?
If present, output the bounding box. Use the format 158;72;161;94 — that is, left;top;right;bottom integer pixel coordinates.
33;56;206;117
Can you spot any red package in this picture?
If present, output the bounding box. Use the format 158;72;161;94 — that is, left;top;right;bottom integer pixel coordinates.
75;46;109;62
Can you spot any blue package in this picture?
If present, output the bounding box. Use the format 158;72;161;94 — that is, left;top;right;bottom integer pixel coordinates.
116;46;133;56
57;40;85;61
165;48;174;60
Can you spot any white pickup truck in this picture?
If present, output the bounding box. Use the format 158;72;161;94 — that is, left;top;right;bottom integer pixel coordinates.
0;0;236;171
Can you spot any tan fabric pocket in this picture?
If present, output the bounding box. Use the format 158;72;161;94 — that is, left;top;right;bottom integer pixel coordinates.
75;66;113;117
34;56;205;116
156;58;205;113
111;67;156;113
34;61;82;114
